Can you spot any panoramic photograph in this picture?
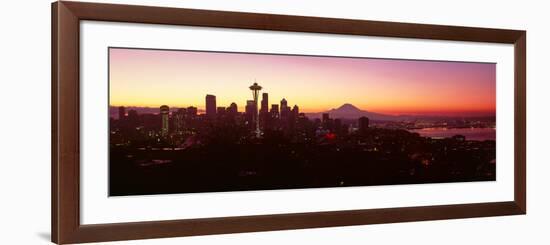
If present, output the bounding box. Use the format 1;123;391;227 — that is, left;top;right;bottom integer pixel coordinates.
108;47;496;196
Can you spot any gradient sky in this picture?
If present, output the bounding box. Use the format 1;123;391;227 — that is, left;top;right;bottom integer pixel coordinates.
109;48;496;116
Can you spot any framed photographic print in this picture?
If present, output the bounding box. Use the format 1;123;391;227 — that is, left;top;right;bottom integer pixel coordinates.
52;1;526;244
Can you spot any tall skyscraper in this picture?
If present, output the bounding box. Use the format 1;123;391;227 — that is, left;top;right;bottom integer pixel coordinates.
358;116;369;133
260;93;269;129
322;113;330;124
227;102;238;122
280;98;288;112
187;106;198;117
280;98;290;121
227;102;238;115
292;105;299;117
287;105;299;133
270;104;279;118
127;109;139;127
334;118;342;134
160;105;170;136
260;93;269;113
174;108;186;133
249;82;262;137
245;100;256;128
322;113;332;130
205;94;216;118
217;107;226;117
118;106;126;120
270;104;280;128
279;99;292;132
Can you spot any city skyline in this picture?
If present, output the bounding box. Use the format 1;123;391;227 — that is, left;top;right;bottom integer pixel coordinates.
109;54;497;196
109;82;496;196
109;48;496;117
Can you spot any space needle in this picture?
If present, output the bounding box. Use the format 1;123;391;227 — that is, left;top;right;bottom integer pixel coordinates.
249;82;262;138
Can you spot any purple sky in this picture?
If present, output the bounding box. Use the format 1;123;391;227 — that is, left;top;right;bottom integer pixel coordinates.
109;48;496;116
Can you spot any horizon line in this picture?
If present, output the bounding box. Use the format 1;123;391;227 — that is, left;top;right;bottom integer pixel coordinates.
109;104;496;117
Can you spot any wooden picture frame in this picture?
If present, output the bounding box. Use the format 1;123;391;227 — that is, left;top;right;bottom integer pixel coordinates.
52;1;526;244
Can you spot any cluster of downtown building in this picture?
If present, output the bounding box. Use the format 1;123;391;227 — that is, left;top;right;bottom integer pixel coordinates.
111;84;370;147
109;83;496;196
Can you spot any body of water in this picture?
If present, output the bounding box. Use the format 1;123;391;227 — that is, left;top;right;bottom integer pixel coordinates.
409;127;496;141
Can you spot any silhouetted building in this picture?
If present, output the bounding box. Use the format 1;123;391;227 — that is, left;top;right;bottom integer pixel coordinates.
174;108;186;132
285;105;299;133
452;135;466;142
295;112;311;141
226;103;239;123
217;107;226;117
118;106;126;120
140;113;160;131
358;116;369;133
260;93;269;113
187;106;197;117
270;104;279;119
297;113;308;126
280;98;288;112
292;105;299;117
260;93;270;129
160;105;170;136
322;113;333;130
205;94;216;118
334;118;342;134
322;113;330;124
280;98;290;124
227;102;238;115
185;106;198;131
314;118;322;128
245;100;256;128
127;109;139;127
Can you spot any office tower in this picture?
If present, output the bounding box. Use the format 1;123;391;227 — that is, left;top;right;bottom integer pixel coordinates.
295;112;309;140
174;108;186;133
249;82;262;137
245;100;256;128
127;109;139;127
286;104;299;133
140;113;158;130
205;94;216;118
118;106;126;120
260;93;269;113
270;104;279;119
186;106;197;117
292;105;299;117
334;118;342;134
227;102;238;115
322;113;332;130
260;93;269;129
358;116;369;133
280;98;290;122
280;98;288;112
322;113;330;125
227;103;238;123
217;107;226;117
269;104;280;129
160;105;170;136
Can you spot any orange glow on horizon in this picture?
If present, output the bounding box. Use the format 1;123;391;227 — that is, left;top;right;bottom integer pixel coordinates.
109;48;496;117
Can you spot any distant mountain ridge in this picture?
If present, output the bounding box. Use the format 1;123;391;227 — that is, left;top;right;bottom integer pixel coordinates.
306;103;401;121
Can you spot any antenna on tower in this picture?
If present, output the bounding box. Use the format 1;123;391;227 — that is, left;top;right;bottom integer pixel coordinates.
249;81;263;138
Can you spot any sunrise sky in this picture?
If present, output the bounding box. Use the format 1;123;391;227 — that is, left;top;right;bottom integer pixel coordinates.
109;47;496;116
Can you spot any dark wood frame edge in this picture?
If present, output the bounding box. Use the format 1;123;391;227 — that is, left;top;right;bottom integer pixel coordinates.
52;1;526;244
